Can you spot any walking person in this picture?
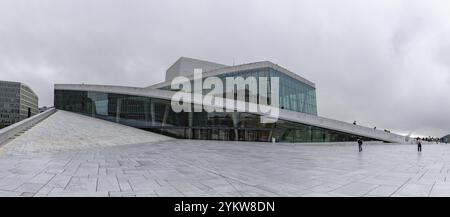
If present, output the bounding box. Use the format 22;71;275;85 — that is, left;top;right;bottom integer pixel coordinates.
357;138;363;152
417;137;422;152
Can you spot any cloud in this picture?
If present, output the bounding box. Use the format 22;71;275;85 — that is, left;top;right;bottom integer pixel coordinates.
0;0;448;136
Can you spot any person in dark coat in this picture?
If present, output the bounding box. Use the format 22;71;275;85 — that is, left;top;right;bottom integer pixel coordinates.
357;138;363;152
417;138;422;152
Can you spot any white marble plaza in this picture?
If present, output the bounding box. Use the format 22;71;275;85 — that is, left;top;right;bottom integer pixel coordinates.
0;111;449;197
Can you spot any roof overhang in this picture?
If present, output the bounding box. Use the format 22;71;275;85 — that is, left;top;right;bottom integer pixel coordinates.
147;61;316;89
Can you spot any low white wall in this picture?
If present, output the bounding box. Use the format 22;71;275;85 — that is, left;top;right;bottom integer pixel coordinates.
0;108;56;145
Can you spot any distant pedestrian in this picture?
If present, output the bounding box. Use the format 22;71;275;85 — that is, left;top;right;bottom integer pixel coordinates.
374;126;377;130
353;121;357;125
357;138;363;152
417;138;422;152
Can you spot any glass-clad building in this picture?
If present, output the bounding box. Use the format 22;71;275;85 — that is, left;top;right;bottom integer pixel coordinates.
54;57;404;143
0;80;39;128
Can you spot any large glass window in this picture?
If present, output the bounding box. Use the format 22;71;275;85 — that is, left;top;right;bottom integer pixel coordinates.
55;89;378;143
159;67;318;115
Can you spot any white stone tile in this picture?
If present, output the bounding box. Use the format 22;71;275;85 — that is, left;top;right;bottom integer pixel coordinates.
2;111;450;197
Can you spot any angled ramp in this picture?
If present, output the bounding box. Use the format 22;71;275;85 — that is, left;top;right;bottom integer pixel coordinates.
1;110;173;155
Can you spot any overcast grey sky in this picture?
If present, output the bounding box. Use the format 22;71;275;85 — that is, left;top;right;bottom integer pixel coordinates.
0;0;449;137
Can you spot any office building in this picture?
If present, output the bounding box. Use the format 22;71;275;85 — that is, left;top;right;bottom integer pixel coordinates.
0;80;39;128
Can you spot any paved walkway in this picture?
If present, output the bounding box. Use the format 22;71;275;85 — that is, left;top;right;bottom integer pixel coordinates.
1;111;450;197
0;111;172;155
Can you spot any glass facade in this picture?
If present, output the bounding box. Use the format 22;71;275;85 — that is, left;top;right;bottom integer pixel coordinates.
55;90;376;143
20;84;39;120
160;67;318;115
0;81;38;128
